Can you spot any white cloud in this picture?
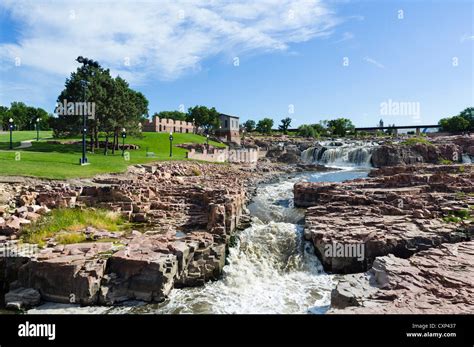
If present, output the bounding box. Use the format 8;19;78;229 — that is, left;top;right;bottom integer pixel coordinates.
460;34;474;43
363;56;385;69
334;31;354;43
0;0;339;84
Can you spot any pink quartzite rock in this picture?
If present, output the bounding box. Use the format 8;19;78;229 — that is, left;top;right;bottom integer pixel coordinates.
329;241;474;314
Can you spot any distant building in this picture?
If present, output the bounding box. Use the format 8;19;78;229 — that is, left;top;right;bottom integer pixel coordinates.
143;116;194;133
217;113;240;145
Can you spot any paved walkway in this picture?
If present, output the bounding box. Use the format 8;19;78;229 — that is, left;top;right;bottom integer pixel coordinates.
15;140;33;149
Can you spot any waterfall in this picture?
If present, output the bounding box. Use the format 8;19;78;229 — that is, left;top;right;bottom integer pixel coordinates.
27;170;369;315
462;154;472;164
301;140;378;167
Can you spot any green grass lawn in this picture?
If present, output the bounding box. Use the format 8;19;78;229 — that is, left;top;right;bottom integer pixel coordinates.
0;130;53;149
0;131;225;179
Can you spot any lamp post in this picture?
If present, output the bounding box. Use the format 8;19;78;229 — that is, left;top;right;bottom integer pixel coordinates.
169;131;173;157
9;118;13;150
192;118;195;134
80;79;88;165
121;128;127;156
36;118;40;141
206;134;209;150
75;56;99;165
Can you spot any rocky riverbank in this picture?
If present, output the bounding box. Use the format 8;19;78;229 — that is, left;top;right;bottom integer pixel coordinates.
370;135;474;167
329;241;474;313
0;161;298;309
294;162;473;313
0;159;337;310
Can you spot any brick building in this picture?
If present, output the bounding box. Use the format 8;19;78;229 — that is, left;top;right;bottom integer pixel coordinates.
143;116;194;133
216;113;240;145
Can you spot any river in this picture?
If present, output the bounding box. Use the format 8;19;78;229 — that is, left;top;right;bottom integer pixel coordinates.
28;168;368;314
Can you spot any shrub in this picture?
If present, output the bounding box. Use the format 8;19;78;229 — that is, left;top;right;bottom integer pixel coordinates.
401;137;432;146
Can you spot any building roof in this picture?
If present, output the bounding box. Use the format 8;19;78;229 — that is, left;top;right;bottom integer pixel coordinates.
219;113;239;120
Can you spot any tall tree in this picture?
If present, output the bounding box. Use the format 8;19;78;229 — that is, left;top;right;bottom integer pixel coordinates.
54;57;149;154
278;117;292;134
186;106;220;133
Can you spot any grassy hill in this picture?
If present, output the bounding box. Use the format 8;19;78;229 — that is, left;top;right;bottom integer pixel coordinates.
0;131;225;179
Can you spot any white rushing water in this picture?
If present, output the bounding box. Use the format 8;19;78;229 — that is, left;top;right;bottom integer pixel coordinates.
462;154;472;164
301;140;379;167
29;170;368;315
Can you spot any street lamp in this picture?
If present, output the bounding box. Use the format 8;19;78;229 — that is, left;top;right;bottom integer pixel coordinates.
79;79;89;165
169;131;173;157
121;128;127;157
206;134;209;150
192;118;195;134
8;118;13;150
36;118;40;141
75;56;99;165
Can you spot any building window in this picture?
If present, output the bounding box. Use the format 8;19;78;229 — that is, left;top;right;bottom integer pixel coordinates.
159;125;162;132
225;120;228;128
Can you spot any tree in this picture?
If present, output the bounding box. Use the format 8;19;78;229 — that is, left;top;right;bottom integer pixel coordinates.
310;123;326;135
438;107;474;133
8;102;29;130
378;119;384;128
327;118;355;137
0;105;10;130
243;120;256;132
458;107;474;130
256;118;274;134
54;58;113;144
54;57;149;153
185;105;220;133
278;117;292;134
154;111;186;121
439;116;470;132
0;103;52;131
298;124;318;138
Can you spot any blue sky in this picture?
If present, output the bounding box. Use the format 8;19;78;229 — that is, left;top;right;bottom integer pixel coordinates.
0;0;472;127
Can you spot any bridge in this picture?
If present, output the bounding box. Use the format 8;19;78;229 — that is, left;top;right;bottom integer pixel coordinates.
355;124;440;136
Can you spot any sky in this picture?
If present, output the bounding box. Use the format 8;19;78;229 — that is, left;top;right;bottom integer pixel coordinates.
0;0;472;127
